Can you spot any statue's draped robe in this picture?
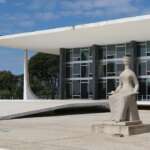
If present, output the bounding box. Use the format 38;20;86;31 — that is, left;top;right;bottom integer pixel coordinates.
109;69;140;122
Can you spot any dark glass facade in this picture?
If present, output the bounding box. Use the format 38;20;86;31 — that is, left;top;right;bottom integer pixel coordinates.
63;48;93;99
59;41;150;101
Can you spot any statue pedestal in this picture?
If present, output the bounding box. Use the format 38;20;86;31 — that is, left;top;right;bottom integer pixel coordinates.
92;121;150;137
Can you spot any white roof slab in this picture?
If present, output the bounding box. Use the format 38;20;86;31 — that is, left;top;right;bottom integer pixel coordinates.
0;15;150;54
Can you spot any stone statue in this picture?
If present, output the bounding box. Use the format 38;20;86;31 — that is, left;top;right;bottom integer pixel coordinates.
109;56;140;122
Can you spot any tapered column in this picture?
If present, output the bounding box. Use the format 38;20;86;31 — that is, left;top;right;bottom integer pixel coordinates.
23;49;38;100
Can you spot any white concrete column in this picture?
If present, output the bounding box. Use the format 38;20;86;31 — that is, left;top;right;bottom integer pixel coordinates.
23;49;38;100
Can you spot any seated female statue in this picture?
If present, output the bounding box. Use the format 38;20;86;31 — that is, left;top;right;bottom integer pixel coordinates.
109;56;140;122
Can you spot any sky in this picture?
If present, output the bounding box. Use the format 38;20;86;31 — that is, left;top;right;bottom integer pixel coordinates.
0;0;150;75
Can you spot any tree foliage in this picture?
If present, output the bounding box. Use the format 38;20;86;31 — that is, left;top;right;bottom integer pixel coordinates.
0;53;59;99
0;71;23;99
29;53;59;99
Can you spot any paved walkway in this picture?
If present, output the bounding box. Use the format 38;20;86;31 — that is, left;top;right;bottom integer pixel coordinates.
0;110;149;150
0;100;108;120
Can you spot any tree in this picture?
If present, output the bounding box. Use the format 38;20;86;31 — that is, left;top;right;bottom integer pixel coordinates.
0;53;59;99
29;53;59;99
0;71;23;99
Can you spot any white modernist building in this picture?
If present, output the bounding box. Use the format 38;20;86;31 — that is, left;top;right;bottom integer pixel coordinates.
0;15;150;104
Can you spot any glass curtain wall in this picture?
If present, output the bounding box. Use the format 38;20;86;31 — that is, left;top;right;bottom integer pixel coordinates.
64;41;150;101
65;48;93;99
137;42;150;101
98;44;132;99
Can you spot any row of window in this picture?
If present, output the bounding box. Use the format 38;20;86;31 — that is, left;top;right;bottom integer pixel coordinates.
65;78;150;100
138;60;150;76
66;63;93;78
98;42;150;59
98;44;133;59
138;78;150;100
65;44;132;62
100;59;150;77
98;79;119;99
66;48;92;62
65;60;125;78
65;80;93;99
65;42;150;62
64;79;150;100
137;42;150;57
99;78;150;101
64;41;150;100
99;61;124;77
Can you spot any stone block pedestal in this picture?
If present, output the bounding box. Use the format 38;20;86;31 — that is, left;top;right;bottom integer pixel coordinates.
92;121;150;136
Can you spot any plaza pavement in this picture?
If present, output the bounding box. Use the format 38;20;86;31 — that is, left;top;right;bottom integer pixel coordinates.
0;110;149;150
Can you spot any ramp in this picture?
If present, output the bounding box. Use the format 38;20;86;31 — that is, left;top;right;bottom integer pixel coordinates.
0;100;108;120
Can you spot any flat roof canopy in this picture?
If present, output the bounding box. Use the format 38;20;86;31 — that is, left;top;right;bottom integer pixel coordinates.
0;15;150;55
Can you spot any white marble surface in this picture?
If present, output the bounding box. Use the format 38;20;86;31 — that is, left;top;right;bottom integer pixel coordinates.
0;100;106;118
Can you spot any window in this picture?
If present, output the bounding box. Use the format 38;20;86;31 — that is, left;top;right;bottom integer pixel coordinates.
116;45;125;58
147;61;150;75
81;65;88;77
73;64;80;77
147;42;150;56
139;79;146;100
107;79;116;97
73;48;80;61
107;45;115;59
66;50;72;62
107;62;115;76
126;44;133;57
89;49;92;60
147;78;150;100
99;63;106;77
81;82;88;98
137;43;146;57
81;49;89;60
89;80;93;96
89;63;93;77
98;80;106;99
138;62;146;76
66;82;72;99
116;63;124;76
73;80;80;97
98;46;106;59
66;64;72;78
